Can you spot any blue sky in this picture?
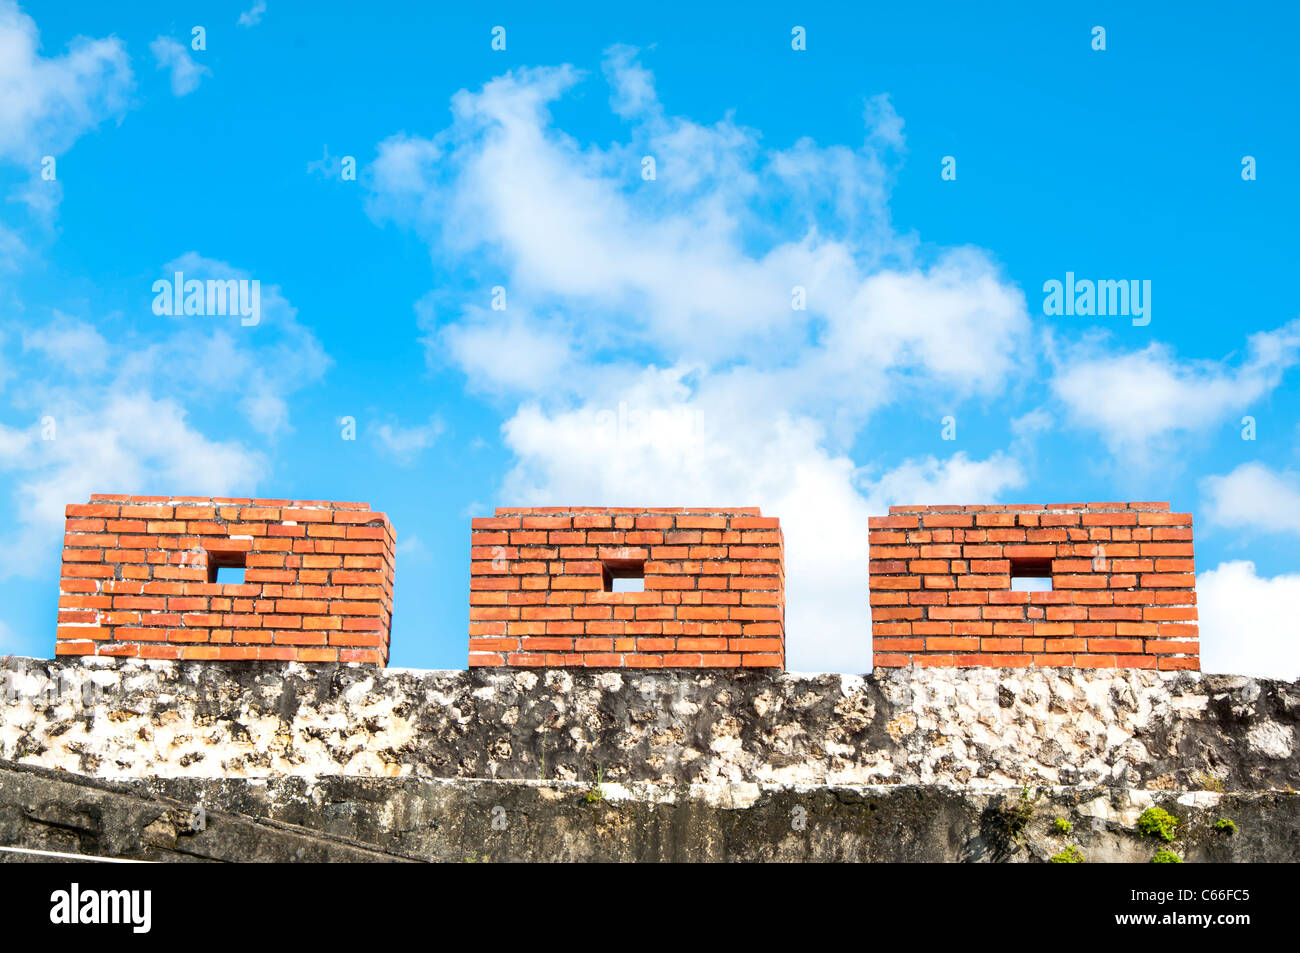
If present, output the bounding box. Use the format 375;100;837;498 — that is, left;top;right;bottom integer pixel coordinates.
1;1;1298;676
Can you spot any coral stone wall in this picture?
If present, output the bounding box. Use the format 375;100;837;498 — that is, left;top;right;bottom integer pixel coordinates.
468;507;784;668
869;502;1198;670
56;495;395;664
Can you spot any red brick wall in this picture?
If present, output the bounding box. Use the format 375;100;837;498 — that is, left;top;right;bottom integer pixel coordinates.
468;507;784;669
56;495;395;664
869;503;1198;670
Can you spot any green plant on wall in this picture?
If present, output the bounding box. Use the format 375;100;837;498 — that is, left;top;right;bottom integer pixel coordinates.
1049;845;1084;863
1004;787;1037;843
1213;818;1237;834
1137;807;1179;843
1151;849;1183;863
1191;772;1225;793
585;765;605;803
1053;817;1072;835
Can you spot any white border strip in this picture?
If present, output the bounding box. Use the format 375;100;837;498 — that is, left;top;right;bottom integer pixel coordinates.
0;845;150;863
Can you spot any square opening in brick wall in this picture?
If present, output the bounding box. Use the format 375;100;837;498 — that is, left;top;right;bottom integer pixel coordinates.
602;558;645;592
1009;556;1052;592
206;549;247;585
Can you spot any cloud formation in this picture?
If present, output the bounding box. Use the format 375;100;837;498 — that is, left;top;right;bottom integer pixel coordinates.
0;1;133;232
238;1;267;28
1201;462;1300;537
1198;561;1300;680
374;415;445;463
0;1;132;161
367;48;1034;670
0;252;328;579
1051;321;1300;462
150;36;210;97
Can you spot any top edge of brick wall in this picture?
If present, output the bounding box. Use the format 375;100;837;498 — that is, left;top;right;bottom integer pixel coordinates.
85;494;373;510
493;506;763;516
886;502;1172;514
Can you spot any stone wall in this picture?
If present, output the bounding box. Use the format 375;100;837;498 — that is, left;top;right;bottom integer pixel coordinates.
2;657;1294;792
3;761;1296;862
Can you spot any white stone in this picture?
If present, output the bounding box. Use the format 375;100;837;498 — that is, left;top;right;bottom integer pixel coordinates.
1247;721;1295;759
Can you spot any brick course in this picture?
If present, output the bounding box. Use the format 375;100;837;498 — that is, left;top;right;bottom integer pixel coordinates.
56;494;395;664
869;502;1198;670
468;507;784;669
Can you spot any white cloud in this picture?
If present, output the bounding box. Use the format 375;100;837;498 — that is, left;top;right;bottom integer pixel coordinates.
396;534;427;559
859;451;1025;512
10;173;62;228
366;50;1031;386
21;313;107;373
0;222;26;269
150;36;209;97
1201;462;1300;536
1012;408;1052;438
374;416;444;463
862;93;905;152
601;44;655;118
237;1;266;28
1051;321;1300;460
366;48;1038;670
0;420;32;463
12;255;328;440
0;2;132;233
0;1;132;162
118;251;330;436
368;132;442;197
1198;561;1300;680
817;247;1030;398
434;306;575;393
0;251;330;579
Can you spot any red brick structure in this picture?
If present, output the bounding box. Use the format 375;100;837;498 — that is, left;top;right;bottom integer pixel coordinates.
56;495;395;664
468;507;784;668
869;503;1198;670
